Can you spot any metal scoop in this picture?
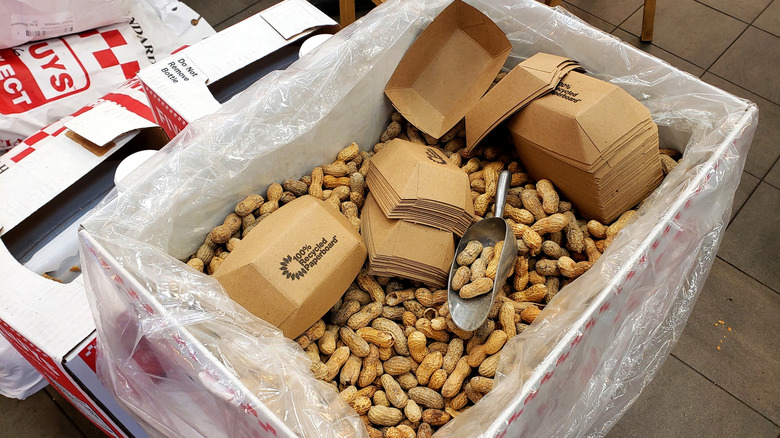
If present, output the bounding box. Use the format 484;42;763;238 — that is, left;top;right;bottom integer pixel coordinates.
448;170;517;331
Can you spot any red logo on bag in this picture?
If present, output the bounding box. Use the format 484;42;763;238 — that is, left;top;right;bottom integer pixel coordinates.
0;28;142;115
0;38;89;114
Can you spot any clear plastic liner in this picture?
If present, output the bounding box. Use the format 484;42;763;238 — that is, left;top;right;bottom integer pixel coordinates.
79;0;757;436
0;336;47;399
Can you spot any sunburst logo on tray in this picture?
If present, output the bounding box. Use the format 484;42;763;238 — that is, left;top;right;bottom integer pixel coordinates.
279;236;339;281
279;255;306;280
425;147;447;165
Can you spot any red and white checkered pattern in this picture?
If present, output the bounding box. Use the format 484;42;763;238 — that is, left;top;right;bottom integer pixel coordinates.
80;28;142;81
1;78;153;167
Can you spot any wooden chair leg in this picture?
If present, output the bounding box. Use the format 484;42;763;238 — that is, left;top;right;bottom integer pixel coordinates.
339;0;356;27
640;0;656;42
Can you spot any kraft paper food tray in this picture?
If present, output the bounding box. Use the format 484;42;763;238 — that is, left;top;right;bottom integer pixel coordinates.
362;193;453;285
384;0;512;139
367;139;473;234
464;53;582;153
514;118;657;171
369;140;471;211
213;195;366;338
515;137;663;221
508;71;657;168
77;1;757;437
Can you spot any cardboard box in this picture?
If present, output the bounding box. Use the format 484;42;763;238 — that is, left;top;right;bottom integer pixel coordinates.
75;0;757;436
0;81;163;437
0;3;338;435
384;0;512;139
137;0;337;139
213;196;367;338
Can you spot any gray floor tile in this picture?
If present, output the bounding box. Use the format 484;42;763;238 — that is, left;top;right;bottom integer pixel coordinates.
607;355;779;438
672;258;780;424
710;27;780;104
183;0;260;29
755;0;780;37
621;0;747;68
701;73;780;180
45;387;106;438
0;391;85;437
719;182;780;291
611;28;706;76
766;159;780;188
730;171;761;222
561;2;618;33
696;0;773;23
212;0;284;31
563;0;644;26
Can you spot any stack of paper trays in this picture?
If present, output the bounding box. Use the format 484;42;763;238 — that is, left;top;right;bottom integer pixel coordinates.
362;194;454;287
366;139;474;236
465;52;582;154
508;71;663;223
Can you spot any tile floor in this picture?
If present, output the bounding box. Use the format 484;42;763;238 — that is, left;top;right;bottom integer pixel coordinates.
2;0;778;436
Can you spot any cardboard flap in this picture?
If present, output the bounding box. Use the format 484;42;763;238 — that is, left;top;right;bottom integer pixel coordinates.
65;105;157;147
190;0;335;83
65;78;158;147
384;0;511;138
0;240;94;360
137;53;222;124
259;0;336;40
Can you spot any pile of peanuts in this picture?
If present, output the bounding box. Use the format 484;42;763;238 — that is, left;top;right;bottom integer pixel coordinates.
185;141;368;275
451;240;504;299
186;73;682;437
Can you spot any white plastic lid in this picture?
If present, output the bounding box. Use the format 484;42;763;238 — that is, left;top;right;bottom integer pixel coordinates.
114;150;158;185
299;34;333;57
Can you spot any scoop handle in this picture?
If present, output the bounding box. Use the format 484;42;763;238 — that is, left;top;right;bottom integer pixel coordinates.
494;170;512;219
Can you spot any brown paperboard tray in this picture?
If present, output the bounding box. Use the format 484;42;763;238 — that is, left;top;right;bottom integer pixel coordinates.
384;0;512;139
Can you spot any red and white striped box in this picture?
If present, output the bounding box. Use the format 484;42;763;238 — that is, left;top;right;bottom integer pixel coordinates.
0;77;158;233
0;245;149;438
0;77;164;438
